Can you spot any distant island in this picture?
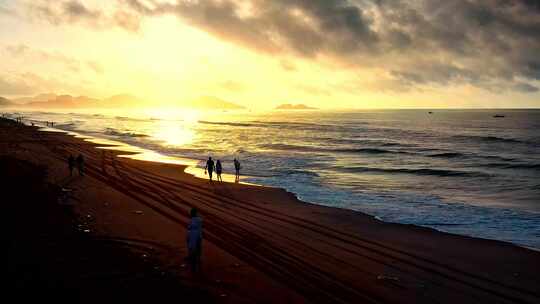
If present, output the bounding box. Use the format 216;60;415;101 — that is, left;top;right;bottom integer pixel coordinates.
275;103;318;110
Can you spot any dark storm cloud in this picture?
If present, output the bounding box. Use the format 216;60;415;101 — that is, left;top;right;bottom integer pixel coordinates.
24;0;540;93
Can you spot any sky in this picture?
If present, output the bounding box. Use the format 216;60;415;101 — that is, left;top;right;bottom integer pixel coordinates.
0;0;539;109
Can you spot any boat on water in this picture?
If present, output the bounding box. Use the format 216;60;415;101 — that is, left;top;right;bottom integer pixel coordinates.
493;114;505;118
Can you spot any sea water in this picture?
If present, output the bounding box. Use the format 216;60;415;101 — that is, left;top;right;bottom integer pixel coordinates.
11;109;540;248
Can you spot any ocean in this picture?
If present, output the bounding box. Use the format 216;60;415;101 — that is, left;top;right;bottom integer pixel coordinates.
9;109;540;249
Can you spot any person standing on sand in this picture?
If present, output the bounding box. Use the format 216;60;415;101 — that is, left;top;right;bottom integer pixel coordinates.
215;160;223;182
234;158;241;182
68;154;75;176
76;154;85;176
204;157;215;181
186;208;203;273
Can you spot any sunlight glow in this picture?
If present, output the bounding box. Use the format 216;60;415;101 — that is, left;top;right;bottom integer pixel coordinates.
152;120;195;147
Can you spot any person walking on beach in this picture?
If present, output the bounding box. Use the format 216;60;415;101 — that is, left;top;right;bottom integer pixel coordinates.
234;158;241;182
68;154;75;176
186;208;203;273
215;160;223;182
204;157;215;181
76;154;85;176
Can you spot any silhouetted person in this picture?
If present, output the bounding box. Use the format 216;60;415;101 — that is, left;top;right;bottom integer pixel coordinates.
204;157;214;181
234;158;241;182
186;208;202;273
76;154;85;176
215;160;223;182
68;154;75;176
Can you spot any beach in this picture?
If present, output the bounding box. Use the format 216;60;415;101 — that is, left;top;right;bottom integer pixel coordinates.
2;117;540;303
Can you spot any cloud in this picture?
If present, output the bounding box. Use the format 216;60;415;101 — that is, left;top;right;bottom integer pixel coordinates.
17;0;540;94
121;0;540;93
0;76;36;95
513;82;539;93
0;71;96;97
87;61;104;74
24;0;141;32
125;0;377;56
295;84;332;96
2;44;106;75
0;5;14;16
280;60;297;71
63;0;100;19
5;44;30;56
219;80;244;92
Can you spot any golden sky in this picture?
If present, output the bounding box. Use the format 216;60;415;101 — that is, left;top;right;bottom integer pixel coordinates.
1;0;539;109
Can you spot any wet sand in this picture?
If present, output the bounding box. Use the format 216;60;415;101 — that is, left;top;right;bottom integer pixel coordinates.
2;117;540;303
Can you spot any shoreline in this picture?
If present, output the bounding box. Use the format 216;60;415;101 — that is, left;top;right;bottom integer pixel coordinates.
10;119;539;251
30;122;540;251
38;124;260;186
2;117;540;303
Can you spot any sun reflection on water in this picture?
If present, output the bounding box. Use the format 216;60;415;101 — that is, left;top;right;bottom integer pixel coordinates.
153;120;195;147
144;108;200;147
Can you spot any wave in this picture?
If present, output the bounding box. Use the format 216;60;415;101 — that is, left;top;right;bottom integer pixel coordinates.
114;116;149;122
416;222;471;226
324;137;404;147
54;122;79;130
427;152;466;158
452;134;528;144
336;148;408;154
198;119;366;133
259;143;407;155
483;162;540;170
281;169;320;177
484;155;516;162
426;151;520;162
335;166;489;177
104;128;148;138
381;142;401;147
198;120;256;127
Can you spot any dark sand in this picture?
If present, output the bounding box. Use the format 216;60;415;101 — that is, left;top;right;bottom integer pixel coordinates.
2;117;539;303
